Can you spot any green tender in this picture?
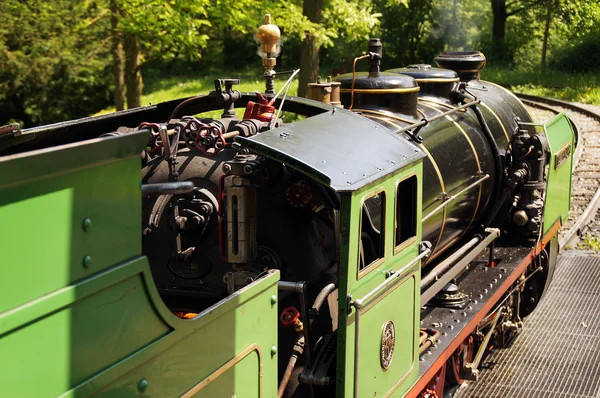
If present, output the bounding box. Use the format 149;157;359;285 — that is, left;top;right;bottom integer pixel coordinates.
0;133;279;397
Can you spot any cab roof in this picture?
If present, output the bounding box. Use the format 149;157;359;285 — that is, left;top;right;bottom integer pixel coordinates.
236;107;425;192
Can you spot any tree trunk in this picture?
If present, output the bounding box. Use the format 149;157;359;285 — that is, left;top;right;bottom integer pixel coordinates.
124;34;143;109
298;0;324;99
541;0;553;71
490;0;510;61
110;0;125;111
491;0;507;43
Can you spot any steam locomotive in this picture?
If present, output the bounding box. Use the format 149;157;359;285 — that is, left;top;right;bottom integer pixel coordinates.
0;15;574;398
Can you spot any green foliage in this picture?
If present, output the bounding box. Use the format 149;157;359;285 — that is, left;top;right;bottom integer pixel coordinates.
0;0;113;126
551;32;600;73
1;0;599;126
119;0;212;63
482;65;600;105
577;234;600;252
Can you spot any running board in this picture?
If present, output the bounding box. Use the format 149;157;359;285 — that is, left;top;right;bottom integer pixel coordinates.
408;246;534;397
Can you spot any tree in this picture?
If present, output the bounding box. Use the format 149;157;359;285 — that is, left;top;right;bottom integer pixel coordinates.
375;0;439;68
110;0;125;111
0;0;114;126
298;0;324;98
489;0;530;60
114;0;211;108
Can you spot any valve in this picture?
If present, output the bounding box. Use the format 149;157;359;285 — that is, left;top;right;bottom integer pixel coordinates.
280;307;303;331
243;92;275;122
213;79;241;119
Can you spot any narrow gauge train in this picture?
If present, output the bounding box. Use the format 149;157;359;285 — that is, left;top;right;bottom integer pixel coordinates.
0;15;574;398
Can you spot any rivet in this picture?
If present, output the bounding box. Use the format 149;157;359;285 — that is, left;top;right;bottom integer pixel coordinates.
82;218;92;231
137;378;148;393
83;255;92;268
270;345;277;356
270;295;277;305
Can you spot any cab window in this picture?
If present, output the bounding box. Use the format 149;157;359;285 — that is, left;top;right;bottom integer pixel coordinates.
359;191;385;270
395;176;417;249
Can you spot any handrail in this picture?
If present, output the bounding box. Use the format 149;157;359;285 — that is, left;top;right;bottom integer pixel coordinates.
349;247;431;398
422;174;490;222
352;249;431;311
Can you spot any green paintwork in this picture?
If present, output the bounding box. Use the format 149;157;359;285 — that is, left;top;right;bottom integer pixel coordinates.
0;133;279;398
337;162;423;398
543;113;574;233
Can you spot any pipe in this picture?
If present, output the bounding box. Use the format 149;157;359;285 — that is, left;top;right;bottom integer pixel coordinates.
277;282;337;397
422;174;490;222
420;237;481;288
471;103;503;206
311;283;336;318
391;100;481;137
278;334;305;398
418;328;441;355
169;95;209;120
141;181;195;196
420;228;500;306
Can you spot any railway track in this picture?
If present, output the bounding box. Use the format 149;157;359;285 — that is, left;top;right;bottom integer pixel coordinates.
518;94;600;248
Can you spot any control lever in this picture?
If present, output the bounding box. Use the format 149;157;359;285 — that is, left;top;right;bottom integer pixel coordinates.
141;181;195;196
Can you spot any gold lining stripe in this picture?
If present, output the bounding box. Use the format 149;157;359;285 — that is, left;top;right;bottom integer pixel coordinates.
480;102;510;142
418;98;456;110
371;115;447;254
444;115;483;234
422;101;484;229
341;87;420;94
419;101;483;252
414;77;460;83
428;236;461;263
353;108;417;124
181;344;262;397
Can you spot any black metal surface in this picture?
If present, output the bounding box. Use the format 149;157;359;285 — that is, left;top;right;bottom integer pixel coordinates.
434;52;487;81
365;102;496;263
454;253;600;398
386;66;458;100
1;94;332;155
236;108;426;191
387;65;459;81
418;247;531;380
336;72;418;90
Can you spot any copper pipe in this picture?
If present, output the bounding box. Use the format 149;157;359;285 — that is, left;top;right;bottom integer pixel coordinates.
418;328;440;355
278;334;304;398
277;283;336;397
221;131;239;140
348;54;370;110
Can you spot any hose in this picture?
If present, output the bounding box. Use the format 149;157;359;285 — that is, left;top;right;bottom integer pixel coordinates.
168;95;208;120
278;334;305;398
311;283;336;319
278;282;337;397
